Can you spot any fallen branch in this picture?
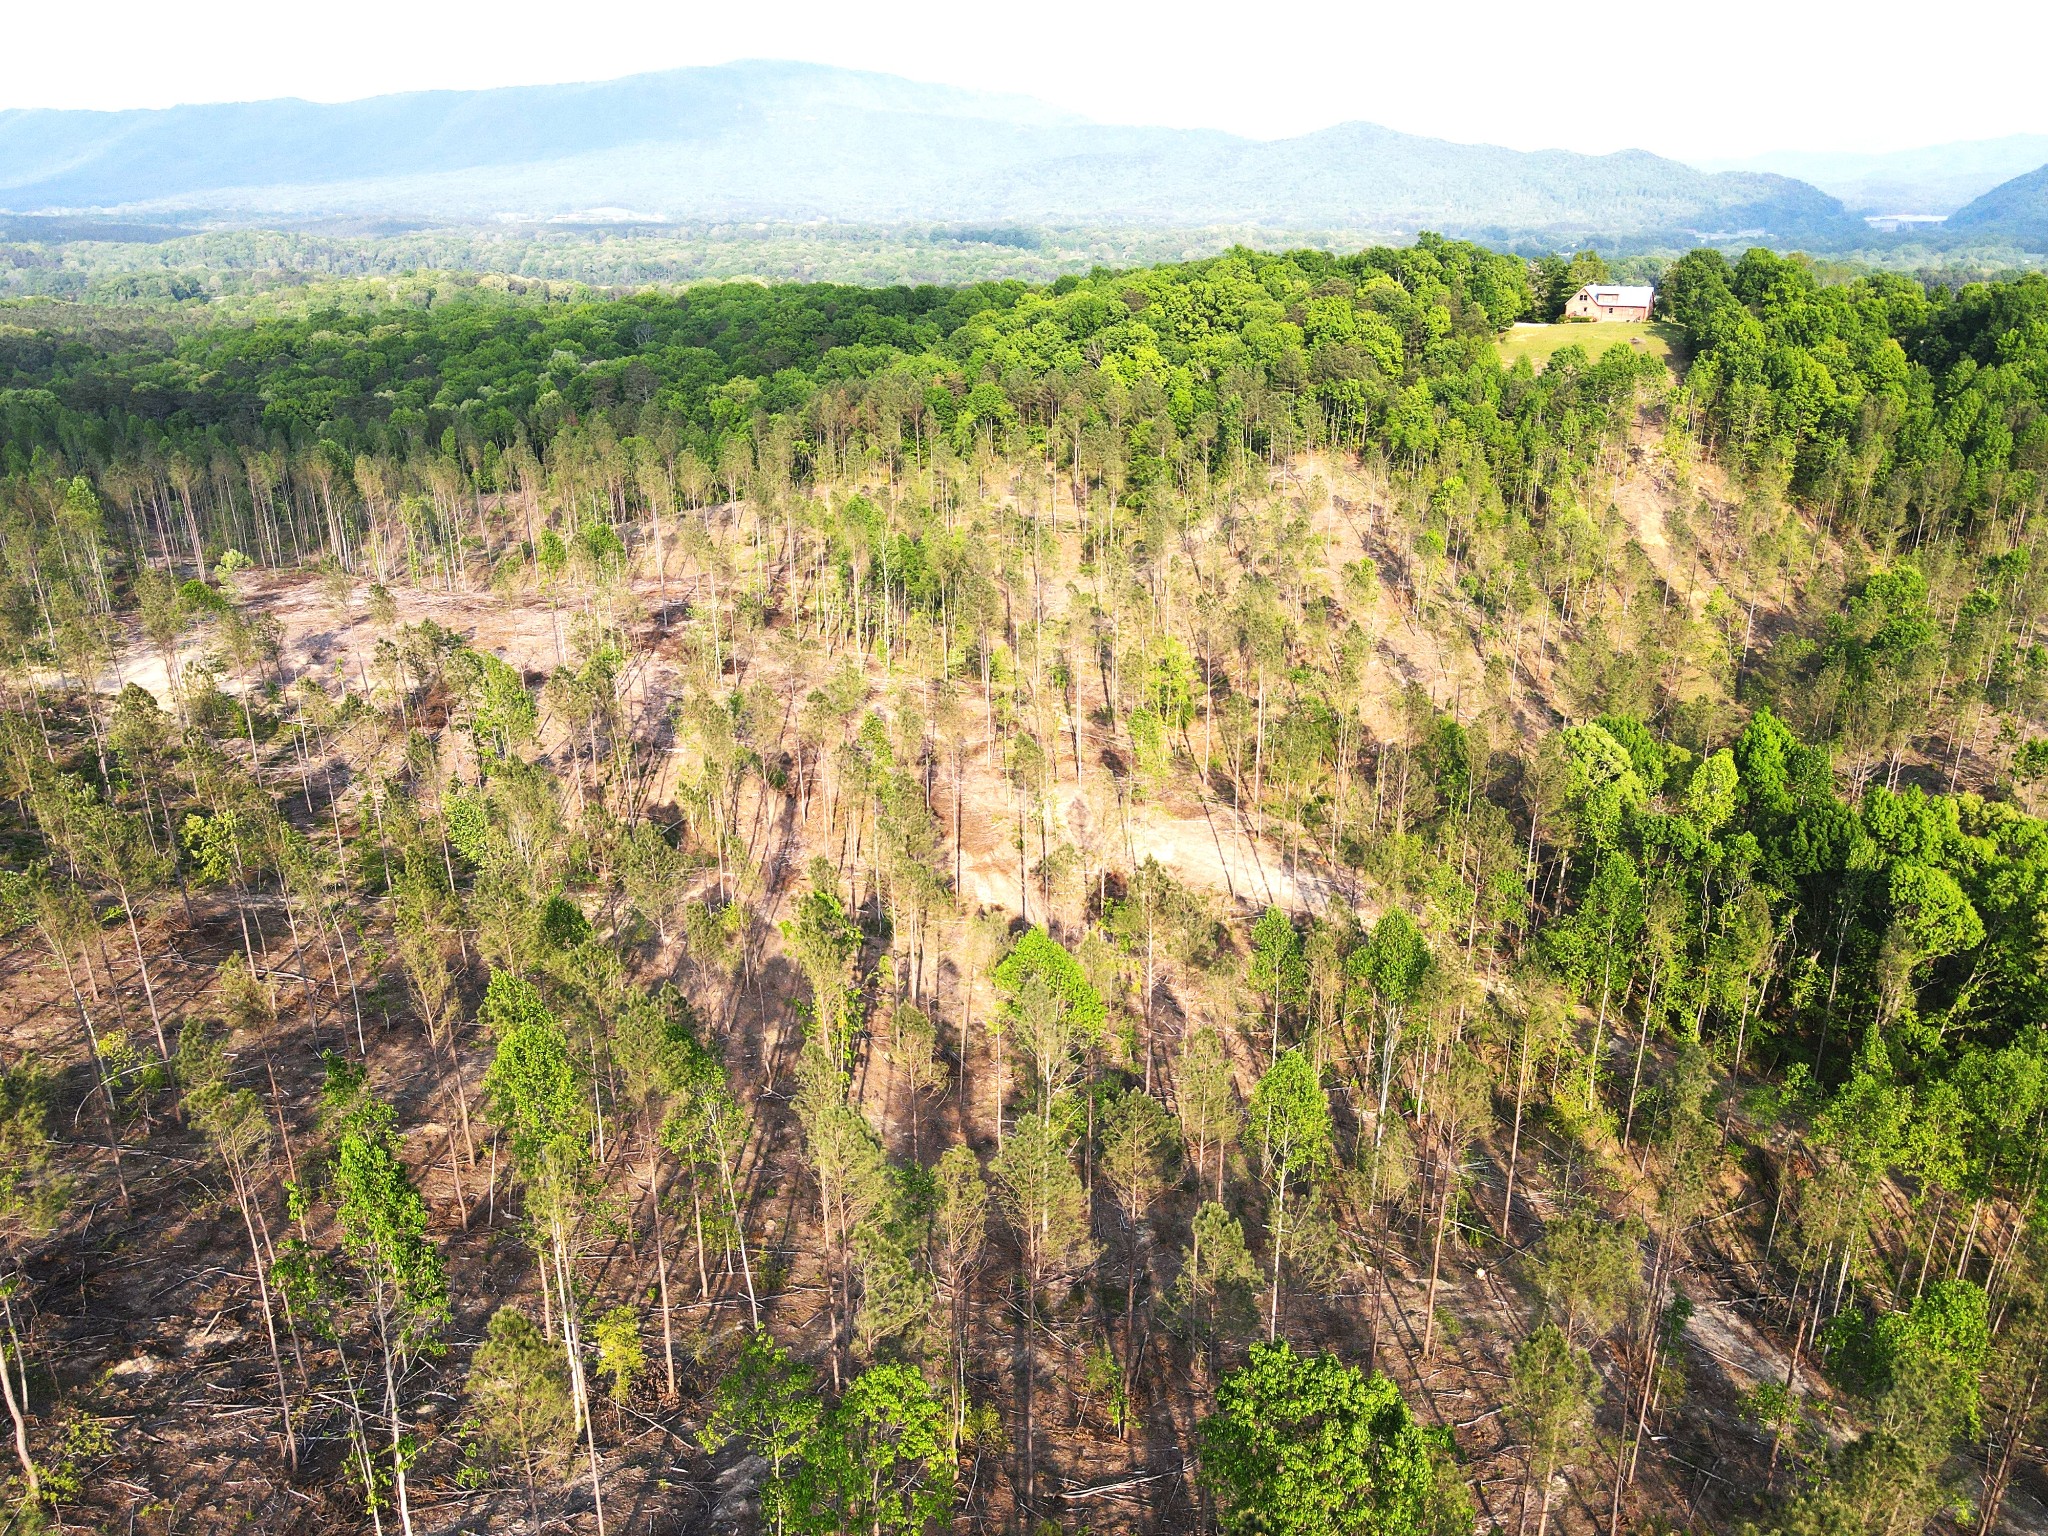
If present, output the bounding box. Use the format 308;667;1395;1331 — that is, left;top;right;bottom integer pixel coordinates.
1060;1461;1191;1501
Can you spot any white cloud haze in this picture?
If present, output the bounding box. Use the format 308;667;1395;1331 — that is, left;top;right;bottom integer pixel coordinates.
9;0;2044;161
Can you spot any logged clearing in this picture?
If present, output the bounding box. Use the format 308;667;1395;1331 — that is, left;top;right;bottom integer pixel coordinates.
9;428;1887;1536
7;385;2045;1536
11;226;2048;1536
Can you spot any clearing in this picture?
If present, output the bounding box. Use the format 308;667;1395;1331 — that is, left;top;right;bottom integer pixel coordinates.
1496;319;1685;374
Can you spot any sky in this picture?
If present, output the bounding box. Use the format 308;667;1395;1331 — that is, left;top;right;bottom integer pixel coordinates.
9;0;2047;162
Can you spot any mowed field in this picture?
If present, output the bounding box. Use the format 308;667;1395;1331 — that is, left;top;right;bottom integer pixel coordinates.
1496;318;1685;373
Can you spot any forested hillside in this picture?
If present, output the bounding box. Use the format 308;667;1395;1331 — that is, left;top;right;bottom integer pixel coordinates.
1949;165;2048;251
2;240;2048;1536
0;223;1258;300
1705;135;2048;218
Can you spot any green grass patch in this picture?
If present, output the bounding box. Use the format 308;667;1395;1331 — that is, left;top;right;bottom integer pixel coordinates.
1495;320;1685;374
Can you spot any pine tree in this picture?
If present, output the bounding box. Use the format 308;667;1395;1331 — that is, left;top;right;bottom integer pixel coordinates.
466;1307;576;1532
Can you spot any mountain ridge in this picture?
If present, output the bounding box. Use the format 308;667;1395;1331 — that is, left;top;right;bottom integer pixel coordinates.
1946;160;2048;248
1702;133;2048;214
0;60;1856;245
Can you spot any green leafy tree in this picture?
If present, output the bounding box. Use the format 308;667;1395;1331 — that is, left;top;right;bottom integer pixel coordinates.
993;928;1104;1128
1198;1340;1468;1536
1248;905;1306;1057
457;648;539;761
1354;909;1431;1156
1792;1279;1990;1535
791;1361;955;1536
783;880;862;1066
323;1061;449;1536
591;1305;644;1414
700;1332;821;1536
1244;1051;1334;1339
659;1028;760;1326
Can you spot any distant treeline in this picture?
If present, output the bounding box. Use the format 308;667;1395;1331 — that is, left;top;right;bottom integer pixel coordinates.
0;222;1254;300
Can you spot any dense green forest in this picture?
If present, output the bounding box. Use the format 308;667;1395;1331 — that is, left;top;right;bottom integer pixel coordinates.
1;237;2048;1535
2;218;2034;313
0;223;1382;299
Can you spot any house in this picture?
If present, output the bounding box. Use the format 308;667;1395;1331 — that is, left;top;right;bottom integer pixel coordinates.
1563;283;1655;322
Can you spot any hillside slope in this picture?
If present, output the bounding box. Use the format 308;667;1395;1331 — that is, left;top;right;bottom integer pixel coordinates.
6;244;2048;1536
1946;159;2048;247
1705;133;2048;214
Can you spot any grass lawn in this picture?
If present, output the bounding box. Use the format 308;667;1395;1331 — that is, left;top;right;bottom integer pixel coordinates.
1495;320;1685;374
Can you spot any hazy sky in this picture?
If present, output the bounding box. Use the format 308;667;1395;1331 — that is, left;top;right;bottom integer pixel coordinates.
10;0;2045;161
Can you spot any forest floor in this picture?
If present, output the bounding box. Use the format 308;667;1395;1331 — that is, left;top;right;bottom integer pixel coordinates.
16;438;2045;1534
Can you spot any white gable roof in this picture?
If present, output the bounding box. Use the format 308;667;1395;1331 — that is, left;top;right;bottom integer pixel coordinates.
1577;284;1655;308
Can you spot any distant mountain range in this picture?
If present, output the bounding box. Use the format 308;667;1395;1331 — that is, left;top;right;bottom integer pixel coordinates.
0;60;1857;246
4;62;2045;253
1702;135;2048;215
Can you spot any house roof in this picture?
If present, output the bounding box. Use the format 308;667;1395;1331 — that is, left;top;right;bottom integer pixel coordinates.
1576;284;1655;308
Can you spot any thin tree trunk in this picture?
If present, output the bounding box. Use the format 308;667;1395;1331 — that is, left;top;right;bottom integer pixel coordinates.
1421;1149;1454;1357
1267;1165;1288;1341
646;1149;678;1403
0;1299;38;1503
120;891;169;1059
235;1177;297;1467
